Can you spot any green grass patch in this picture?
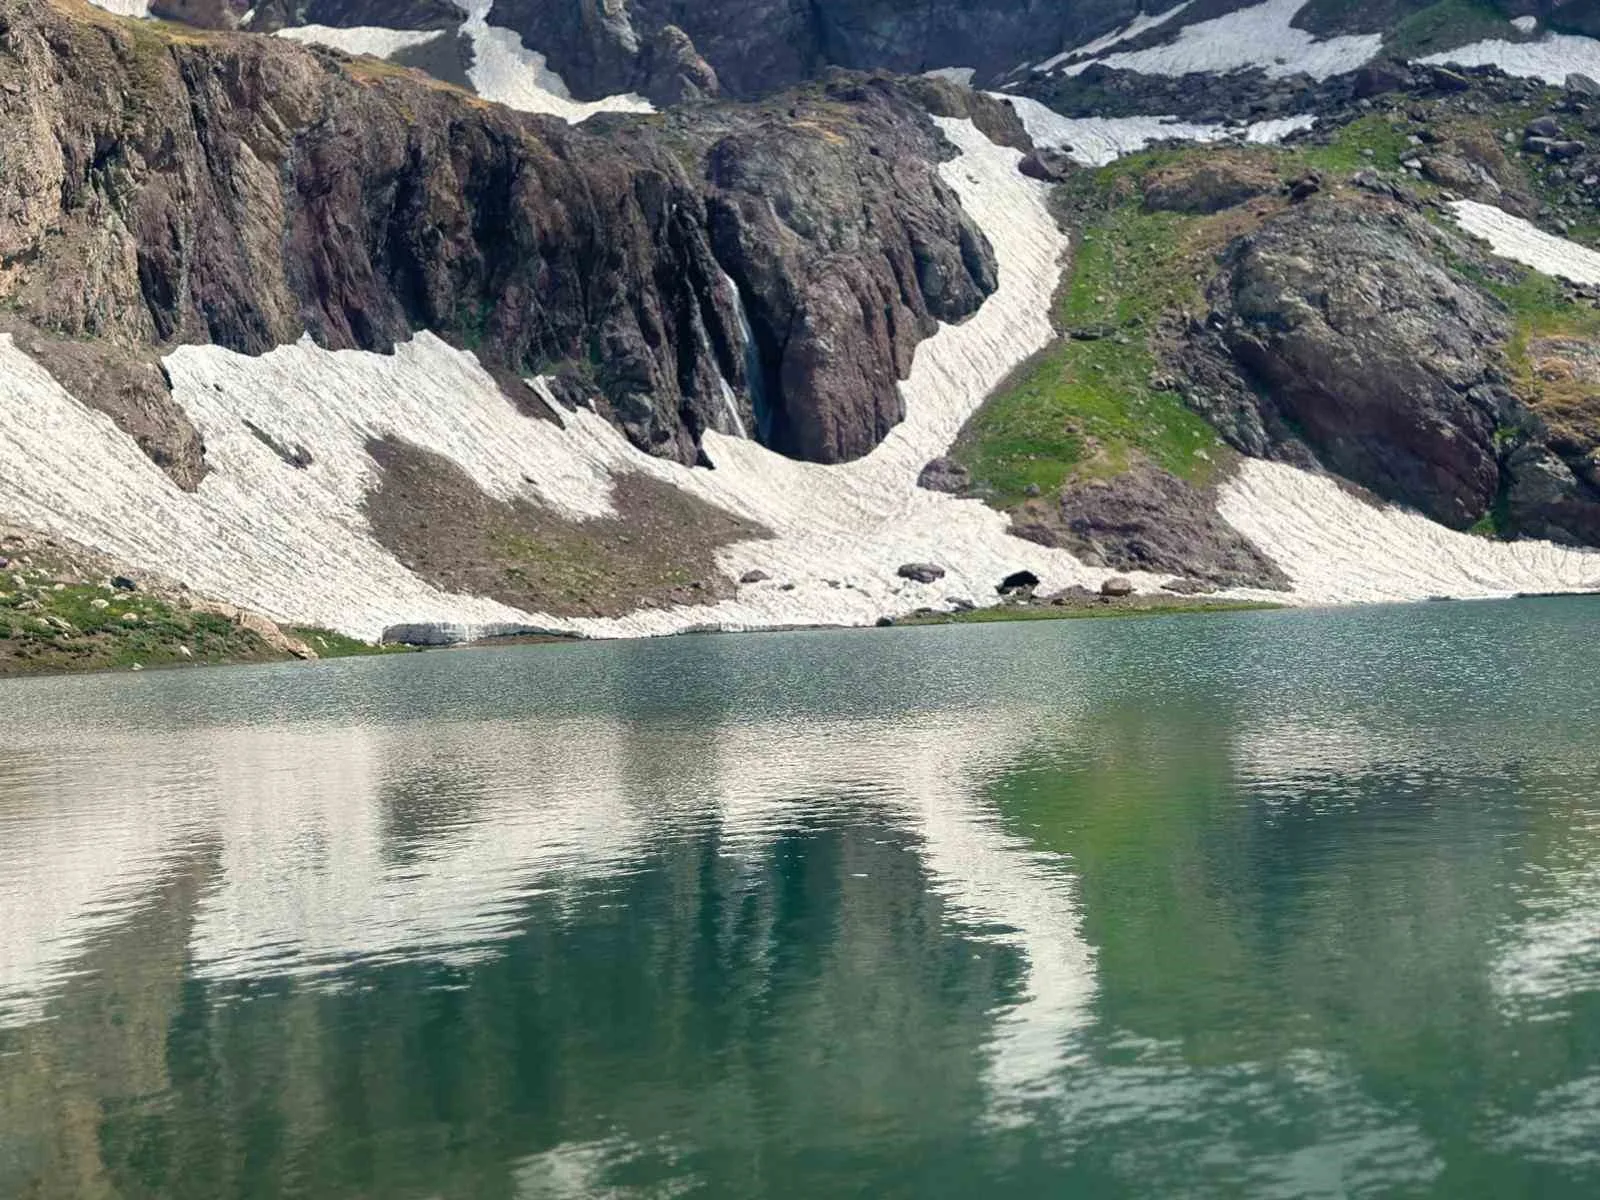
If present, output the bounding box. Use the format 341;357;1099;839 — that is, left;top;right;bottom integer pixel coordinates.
286;627;415;658
0;581;282;675
950;189;1224;506
1298;113;1419;176
1385;0;1523;59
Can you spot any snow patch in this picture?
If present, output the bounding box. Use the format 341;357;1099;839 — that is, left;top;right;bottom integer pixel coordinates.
84;0;150;14
1419;31;1600;85
1034;2;1193;74
455;0;653;121
1511;15;1540;33
276;24;449;60
1217;459;1600;603
0;121;1148;642
1449;199;1600;285
923;66;977;85
1004;95;1314;165
1065;0;1381;81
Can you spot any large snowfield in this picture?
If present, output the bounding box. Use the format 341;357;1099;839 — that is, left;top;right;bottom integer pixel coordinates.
4;120;1599;643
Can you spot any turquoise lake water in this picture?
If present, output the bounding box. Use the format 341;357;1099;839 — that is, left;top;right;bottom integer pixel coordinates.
3;599;1600;1197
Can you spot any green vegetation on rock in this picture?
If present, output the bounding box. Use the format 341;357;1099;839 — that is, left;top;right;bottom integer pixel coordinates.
0;579;281;676
949;162;1227;507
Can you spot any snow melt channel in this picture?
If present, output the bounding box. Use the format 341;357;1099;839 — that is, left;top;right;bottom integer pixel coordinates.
84;0;150;15
276;25;449;60
1450;199;1600;286
1218;460;1600;603
455;0;653;121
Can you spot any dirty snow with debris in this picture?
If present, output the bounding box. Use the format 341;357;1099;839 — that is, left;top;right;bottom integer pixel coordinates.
1450;199;1600;285
1419;31;1600;85
276;24;449;59
1066;0;1381;81
1004;95;1314;165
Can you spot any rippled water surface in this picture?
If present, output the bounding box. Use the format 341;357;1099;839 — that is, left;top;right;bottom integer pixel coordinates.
3;600;1600;1197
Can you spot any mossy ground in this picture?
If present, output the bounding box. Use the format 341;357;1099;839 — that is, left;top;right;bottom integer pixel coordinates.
0;579;280;676
948;162;1237;507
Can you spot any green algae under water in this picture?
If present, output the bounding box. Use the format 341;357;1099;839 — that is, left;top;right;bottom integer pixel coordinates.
3;598;1600;1198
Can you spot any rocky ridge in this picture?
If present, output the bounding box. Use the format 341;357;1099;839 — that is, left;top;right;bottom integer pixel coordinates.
2;0;1012;474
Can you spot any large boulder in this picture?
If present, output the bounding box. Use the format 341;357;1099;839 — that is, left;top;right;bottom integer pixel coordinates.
1198;198;1508;529
1011;463;1289;590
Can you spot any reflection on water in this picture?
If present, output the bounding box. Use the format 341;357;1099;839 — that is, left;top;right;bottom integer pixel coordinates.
2;600;1600;1197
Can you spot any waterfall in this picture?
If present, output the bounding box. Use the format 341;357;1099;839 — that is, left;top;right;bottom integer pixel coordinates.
719;270;772;444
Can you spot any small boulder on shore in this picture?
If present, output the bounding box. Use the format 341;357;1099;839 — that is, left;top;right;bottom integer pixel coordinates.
1100;576;1136;598
997;570;1040;595
897;562;946;583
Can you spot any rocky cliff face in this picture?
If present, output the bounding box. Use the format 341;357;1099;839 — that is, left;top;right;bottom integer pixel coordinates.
1179;185;1600;544
251;0;1142;101
0;0;1006;471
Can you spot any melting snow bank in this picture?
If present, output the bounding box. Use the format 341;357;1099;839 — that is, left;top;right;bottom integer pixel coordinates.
456;0;653;120
1061;0;1380;82
276;25;449;59
1004;95;1314;165
84;0;150;15
1032;2;1193;75
0;120;1144;643
1449;199;1600;285
1218;460;1600;602
1418;31;1600;84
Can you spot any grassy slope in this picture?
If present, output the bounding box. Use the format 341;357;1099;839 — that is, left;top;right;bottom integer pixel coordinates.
952;96;1600;524
947;165;1230;508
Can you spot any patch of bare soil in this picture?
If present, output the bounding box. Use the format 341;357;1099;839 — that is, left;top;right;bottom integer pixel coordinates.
363;438;771;618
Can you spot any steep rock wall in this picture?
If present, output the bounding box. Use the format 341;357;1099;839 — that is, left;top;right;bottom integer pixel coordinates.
1;1;998;467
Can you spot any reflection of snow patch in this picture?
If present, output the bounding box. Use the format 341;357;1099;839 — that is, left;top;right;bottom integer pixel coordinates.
1035;1;1193;74
1068;0;1380;81
276;25;448;59
1420;31;1600;84
1218;459;1600;603
1004;95;1313;165
1450;199;1600;285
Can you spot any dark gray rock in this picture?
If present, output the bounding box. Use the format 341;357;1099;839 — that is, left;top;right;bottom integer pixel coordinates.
1099;576;1135;597
897;562;946;583
1198;198;1509;529
739;569;771;584
1;4;995;469
1019;148;1075;182
1568;73;1600;98
996;570;1039;594
1012;463;1289;590
917;456;972;494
